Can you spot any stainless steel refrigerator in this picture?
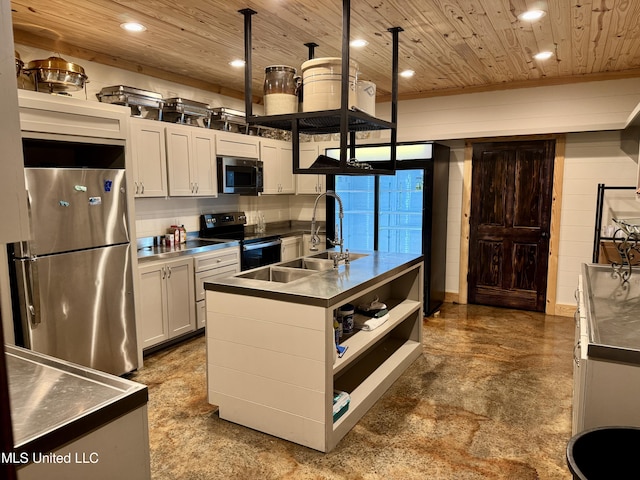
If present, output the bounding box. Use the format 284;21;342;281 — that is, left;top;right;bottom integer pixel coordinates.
10;165;138;376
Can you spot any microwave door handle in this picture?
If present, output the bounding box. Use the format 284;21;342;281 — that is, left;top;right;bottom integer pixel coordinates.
243;239;282;251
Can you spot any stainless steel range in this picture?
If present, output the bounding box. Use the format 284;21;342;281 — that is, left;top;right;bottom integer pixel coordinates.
199;212;281;270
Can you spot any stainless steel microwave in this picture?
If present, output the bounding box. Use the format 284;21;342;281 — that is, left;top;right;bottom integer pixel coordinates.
217;156;263;195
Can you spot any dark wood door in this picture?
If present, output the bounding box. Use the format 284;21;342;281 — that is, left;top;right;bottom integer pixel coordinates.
468;140;555;312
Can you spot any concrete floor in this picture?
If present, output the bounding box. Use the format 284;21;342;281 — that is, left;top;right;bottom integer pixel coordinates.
131;302;574;479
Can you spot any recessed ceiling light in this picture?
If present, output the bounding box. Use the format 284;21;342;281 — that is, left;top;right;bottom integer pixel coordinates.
229;59;246;68
518;9;546;21
534;51;553;60
400;69;415;78
120;22;147;32
350;39;369;48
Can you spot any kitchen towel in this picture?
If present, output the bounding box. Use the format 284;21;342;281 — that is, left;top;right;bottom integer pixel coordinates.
355;313;389;331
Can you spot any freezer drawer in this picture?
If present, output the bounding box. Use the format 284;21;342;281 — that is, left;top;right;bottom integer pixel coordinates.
14;243;137;375
23;167;129;255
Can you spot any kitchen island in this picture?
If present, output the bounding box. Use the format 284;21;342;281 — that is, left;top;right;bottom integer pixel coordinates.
6;345;150;479
205;250;423;452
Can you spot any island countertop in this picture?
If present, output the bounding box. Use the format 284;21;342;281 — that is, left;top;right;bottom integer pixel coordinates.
204;249;423;308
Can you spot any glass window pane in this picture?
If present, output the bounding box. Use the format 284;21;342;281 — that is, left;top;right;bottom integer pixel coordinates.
335;175;374;251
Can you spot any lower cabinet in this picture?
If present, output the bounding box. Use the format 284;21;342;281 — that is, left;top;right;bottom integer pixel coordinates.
193;246;241;329
281;235;303;262
574;269;640;434
138;257;196;350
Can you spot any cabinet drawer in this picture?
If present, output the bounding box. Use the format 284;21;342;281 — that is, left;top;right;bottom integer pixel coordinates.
195;264;239;301
194;249;240;272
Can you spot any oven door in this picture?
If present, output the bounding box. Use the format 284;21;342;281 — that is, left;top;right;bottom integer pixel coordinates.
241;238;282;270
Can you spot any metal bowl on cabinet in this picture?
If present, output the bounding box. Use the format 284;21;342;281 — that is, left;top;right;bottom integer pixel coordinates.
25;56;88;92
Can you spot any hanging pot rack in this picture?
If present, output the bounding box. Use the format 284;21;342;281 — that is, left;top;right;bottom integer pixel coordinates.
239;0;402;175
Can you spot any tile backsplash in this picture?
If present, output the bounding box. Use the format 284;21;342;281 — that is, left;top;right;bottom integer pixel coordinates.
134;194;324;238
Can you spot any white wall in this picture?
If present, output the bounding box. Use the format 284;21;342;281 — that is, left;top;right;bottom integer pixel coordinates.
378;78;640;141
443;142;465;295
439;132;639;307
557;131;638;305
377;79;640;310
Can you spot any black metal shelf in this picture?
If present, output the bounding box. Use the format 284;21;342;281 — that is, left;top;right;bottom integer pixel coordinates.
593;184;636;262
239;0;401;175
246;110;395;135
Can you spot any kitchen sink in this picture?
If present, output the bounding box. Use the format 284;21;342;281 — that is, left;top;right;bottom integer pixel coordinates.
279;258;335;271
236;266;317;283
307;251;369;261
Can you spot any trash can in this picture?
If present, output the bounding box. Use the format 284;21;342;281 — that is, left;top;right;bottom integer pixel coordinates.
567;426;640;479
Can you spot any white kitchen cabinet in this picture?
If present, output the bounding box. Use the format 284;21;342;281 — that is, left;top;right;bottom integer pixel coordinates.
165;124;217;197
261;138;295;194
281;235;303;261
296;143;325;194
138;257;196;350
193;246;241;329
18;89;129;141
216;129;259;158
130;118;168;197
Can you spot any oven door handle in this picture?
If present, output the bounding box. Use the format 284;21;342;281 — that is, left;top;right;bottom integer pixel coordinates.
243;238;282;251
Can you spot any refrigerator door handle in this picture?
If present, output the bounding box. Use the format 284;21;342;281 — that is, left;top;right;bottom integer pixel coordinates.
18;256;41;326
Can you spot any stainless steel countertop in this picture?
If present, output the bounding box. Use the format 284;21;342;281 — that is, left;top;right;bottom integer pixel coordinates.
205;250;423;308
137;238;240;263
136;222;323;263
582;263;640;364
6;345;147;455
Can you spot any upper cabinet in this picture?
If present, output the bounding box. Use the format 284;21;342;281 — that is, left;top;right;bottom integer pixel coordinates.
216;130;259;158
18;90;129;141
260;138;295;194
130;118;168;197
296;143;325;195
165;124;217;197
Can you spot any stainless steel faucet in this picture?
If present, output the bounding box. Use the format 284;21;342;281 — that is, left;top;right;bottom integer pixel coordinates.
310;190;350;267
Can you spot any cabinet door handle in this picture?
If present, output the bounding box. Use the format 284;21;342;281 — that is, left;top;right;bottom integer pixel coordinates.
141;183;145;194
161;267;166;279
195;183;199;193
167;266;172;278
134;181;139;194
573;341;581;367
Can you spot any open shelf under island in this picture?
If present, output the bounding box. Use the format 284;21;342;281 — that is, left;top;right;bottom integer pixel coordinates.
204;250;424;452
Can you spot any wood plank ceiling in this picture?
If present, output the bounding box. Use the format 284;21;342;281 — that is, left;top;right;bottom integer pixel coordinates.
10;0;640;103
